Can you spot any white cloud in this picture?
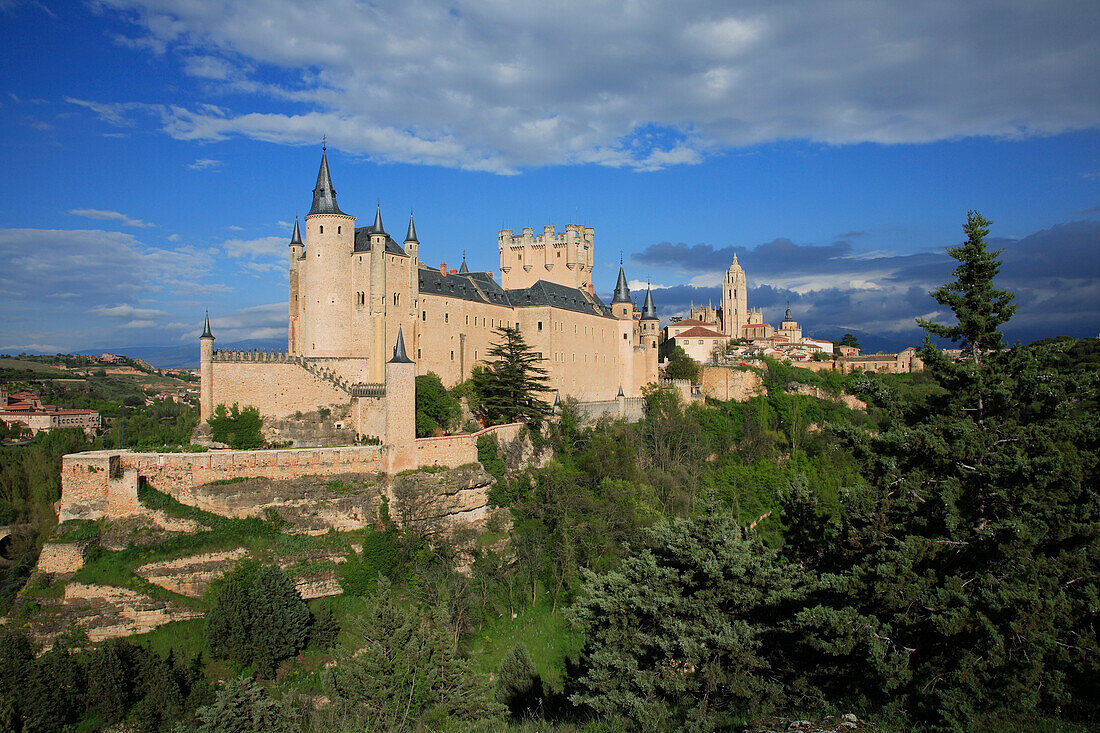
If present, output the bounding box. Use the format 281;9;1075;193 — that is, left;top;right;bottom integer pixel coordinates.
221;235;284;261
119;319;157;329
187;157;223;169
92;304;168;319
68;208;153;228
88;0;1100;173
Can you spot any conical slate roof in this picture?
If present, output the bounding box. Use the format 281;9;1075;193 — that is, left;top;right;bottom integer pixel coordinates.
201;311;214;339
372;204;385;234
641;285;657;319
308;149;346;216
389;327;413;363
611;265;631;304
405;213;417;242
459;252;469;274
289;217;302;245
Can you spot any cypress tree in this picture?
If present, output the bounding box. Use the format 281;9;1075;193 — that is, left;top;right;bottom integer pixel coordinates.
249;564;311;676
495;643;543;720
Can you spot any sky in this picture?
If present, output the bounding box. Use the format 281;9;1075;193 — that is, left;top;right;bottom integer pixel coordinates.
0;0;1098;359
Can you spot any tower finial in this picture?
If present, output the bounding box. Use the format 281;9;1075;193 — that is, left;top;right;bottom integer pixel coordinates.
322;134;326;151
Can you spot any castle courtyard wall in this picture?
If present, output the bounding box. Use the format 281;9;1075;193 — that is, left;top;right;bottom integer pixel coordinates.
211;361;348;419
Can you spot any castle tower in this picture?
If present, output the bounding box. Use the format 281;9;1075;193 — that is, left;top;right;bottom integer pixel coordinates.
640;284;659;349
405;213;420;320
199;312;215;422
611;263;633;320
300;146;356;358
611;263;637;397
778;303;802;343
383;328;415;448
721;255;748;338
368;204;388;382
288;217;303;353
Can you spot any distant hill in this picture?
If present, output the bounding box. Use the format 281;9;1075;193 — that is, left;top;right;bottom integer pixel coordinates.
69;339;286;369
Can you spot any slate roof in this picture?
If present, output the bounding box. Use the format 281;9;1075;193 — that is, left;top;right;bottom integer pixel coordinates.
353;227;409;255
417;267;613;317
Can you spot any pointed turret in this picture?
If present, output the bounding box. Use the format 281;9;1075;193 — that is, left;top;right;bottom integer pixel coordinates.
611;265;631;304
459;251;469;274
289;217;302;245
642;285;657;320
405;212;417;243
201;311;214;340
617;384;625;397
389;327;413;363
308;148;345;216
372;204;385;234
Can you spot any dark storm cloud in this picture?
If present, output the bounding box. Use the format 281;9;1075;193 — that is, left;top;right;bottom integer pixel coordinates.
639;218;1099;349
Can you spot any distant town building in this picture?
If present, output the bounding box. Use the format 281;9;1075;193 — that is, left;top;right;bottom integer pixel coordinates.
0;390;101;436
98;353;127;363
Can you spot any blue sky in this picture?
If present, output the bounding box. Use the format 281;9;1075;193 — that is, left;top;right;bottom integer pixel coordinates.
1;0;1097;357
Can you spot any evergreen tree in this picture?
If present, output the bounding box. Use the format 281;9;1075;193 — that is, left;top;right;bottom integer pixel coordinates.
23;643;84;733
495;643;544;721
249;564;311;677
664;345;701;382
86;638;137;724
205;565;256;665
568;512;808;730
324;577;502;730
310;603;340;650
791;211;1100;727
207;403;265;449
472;326;551;425
196;675;298;733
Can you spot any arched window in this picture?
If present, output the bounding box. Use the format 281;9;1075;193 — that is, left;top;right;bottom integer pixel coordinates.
319;225;323;234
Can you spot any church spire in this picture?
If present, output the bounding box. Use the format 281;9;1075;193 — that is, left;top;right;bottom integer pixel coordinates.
289;217;302;245
642;284;657;319
308;147;345;216
405;212;417;243
612;264;631;304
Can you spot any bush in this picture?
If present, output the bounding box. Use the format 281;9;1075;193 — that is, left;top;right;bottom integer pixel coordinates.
207;403;265;449
416;371;461;437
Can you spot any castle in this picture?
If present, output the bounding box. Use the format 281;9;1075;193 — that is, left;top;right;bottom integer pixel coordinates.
200;148;659;438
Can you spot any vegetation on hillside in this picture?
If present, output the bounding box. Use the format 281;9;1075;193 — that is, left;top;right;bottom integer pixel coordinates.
0;213;1096;731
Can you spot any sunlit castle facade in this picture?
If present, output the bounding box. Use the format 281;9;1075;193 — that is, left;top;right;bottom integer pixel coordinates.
200;148;659;433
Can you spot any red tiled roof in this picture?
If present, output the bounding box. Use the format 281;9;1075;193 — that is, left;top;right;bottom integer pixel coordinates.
671;318;710;327
673;326;726;338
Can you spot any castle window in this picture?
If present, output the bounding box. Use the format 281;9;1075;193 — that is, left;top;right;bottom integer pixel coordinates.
537;321;543;331
422;311;426;321
624;333;628;340
338;226;341;234
393;293;400;306
418;349;422;359
465;315;469;325
450;351;454;360
444;313;449;323
319;226;323;234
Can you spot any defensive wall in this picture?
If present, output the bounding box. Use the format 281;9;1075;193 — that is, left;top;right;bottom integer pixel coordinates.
58;422;524;523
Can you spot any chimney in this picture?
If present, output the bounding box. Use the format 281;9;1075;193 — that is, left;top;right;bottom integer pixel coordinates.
439;262;447;276
449;268;458;275
488;271;493;279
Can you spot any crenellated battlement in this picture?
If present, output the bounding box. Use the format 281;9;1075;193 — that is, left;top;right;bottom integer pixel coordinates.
497;223;595;290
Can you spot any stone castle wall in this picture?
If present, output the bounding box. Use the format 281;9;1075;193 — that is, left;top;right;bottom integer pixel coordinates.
58;423;524;523
700;367;764;402
211;361;349;419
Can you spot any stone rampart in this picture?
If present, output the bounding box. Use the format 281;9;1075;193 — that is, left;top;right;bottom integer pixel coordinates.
58;423;526;522
573;397;646;423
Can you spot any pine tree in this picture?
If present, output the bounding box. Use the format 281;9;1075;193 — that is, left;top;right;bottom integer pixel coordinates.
205;569;255;665
86;638;137;724
472;326;551;425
